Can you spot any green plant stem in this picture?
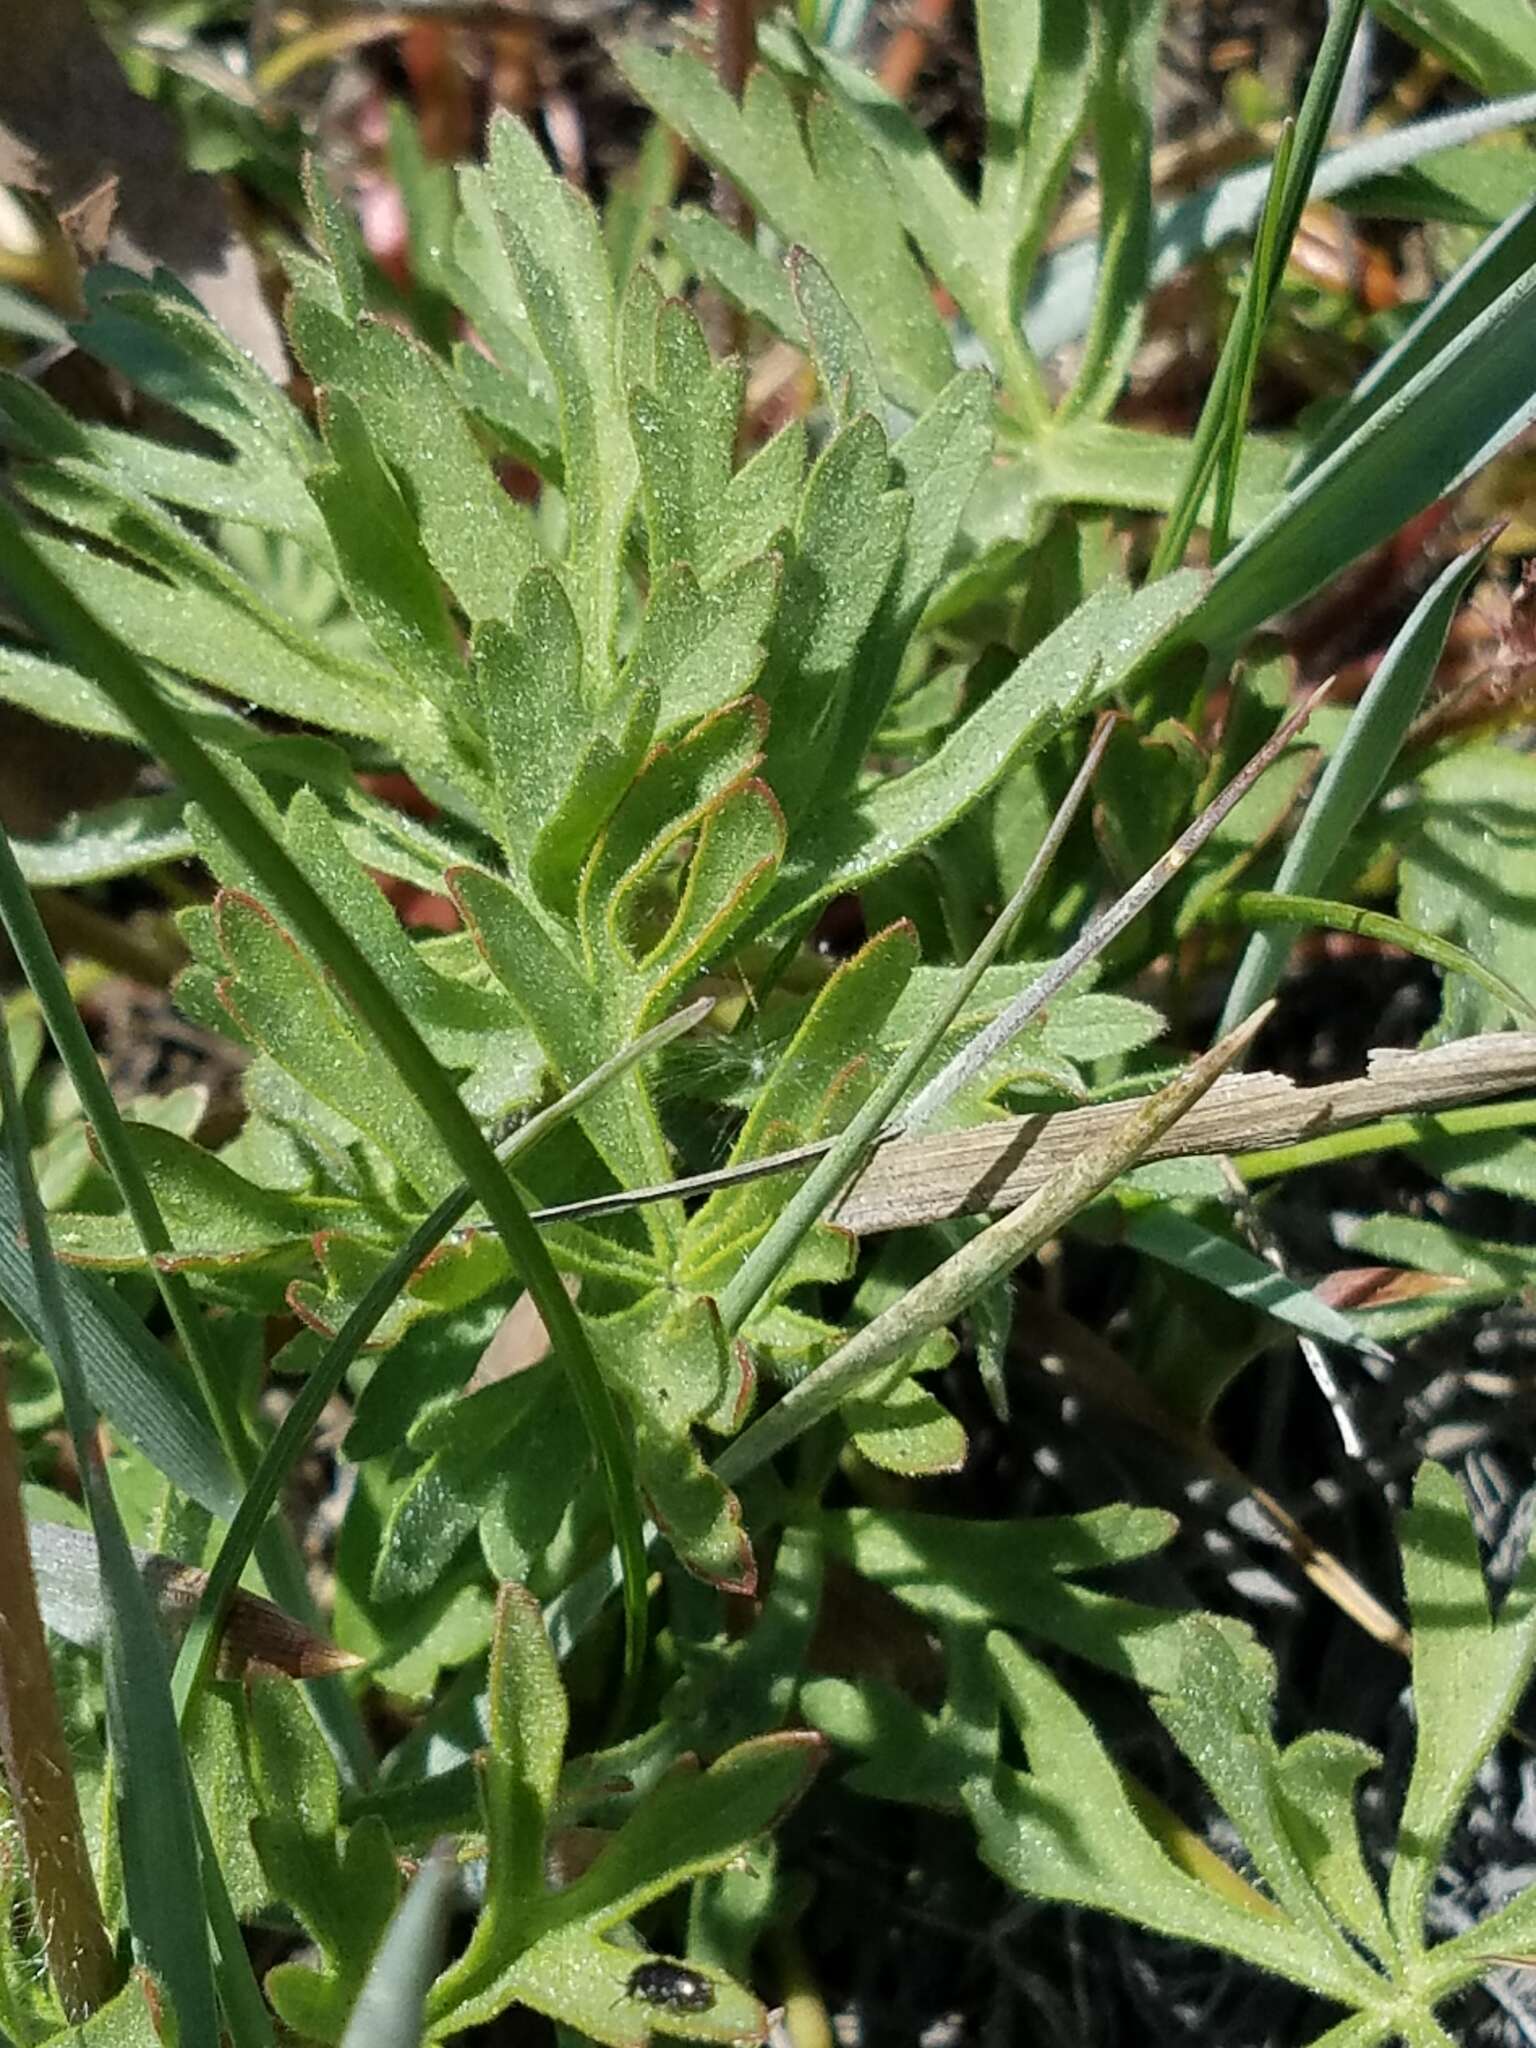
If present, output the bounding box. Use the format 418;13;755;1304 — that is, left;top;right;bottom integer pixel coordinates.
902;683;1326;1128
1208;118;1295;561
170;998;712;1720
1236;1095;1536;1184
0;502;651;1680
0;823;371;1781
0;974;221;2043
1150;0;1366;578
716;1002;1273;1483
1211;888;1536;1028
716;709;1116;1337
0;1355;119;2022
1216;539;1496;1039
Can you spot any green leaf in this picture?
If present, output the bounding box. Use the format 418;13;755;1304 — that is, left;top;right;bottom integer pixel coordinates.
437;1583;569;1999
844;1362;966;1476
1150;1625;1382;1990
970;1634;1347;1994
211;889;461;1204
1397;744;1536;1039
49;1120;337;1275
760;568;1206;929
593;1291;754;1591
1371;0;1536;93
309;386;469;710
816;368;994;805
486;111;637;685
11;792;193;887
287;296;541;621
374;1369;587;1602
424;1582;821;2041
989;0;1092;298
1387;1462;1536;1946
664;203;801;344
0;369;327;549
757;412;908;818
620;43;954;412
19;476;407;748
791;246;881;424
250;1677;400;2041
625;558;778;735
768;28;1048;419
80;276;318;472
820;1504;1263;1695
1064;0;1161;419
627;289;755;586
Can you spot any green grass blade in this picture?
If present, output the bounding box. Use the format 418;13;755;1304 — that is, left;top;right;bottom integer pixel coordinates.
170;998;712;1719
1186;261;1536;657
1147;128;1293;579
716;1008;1273;1484
1216;540;1493;1034
715;719;1114;1338
0;1155;237;1517
1237;1095;1536;1184
339;1844;456;2048
1153;0;1366;573
0;503;652;1680
1206;118;1296;561
1294;190;1536;480
0;996;219;2040
1026;86;1536;355
1214;889;1536;1029
0;814;374;1783
1120;1204;1382;1354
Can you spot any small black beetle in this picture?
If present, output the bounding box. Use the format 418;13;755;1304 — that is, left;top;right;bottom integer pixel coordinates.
624;1960;717;2014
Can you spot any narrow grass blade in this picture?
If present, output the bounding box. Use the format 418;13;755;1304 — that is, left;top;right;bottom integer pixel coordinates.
716;715;1116;1338
0;998;219;2040
1147;122;1294;578
1025;87;1536;356
1152;0;1365;575
1188;260;1536;656
0;504;651;1682
1212;889;1536;1028
903;686;1327;1131
1217;540;1493;1036
715;1005;1275;1483
1206;119;1296;561
340;1843;456;2048
1237;1095;1536;1184
0;824;252;1477
0;821;368;1784
0;1162;237;1515
171;998;712;1718
1120;1204;1384;1354
1294;191;1536;480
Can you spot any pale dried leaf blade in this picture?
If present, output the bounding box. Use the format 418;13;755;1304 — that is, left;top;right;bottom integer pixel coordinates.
835;1033;1536;1232
29;1519;361;1679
